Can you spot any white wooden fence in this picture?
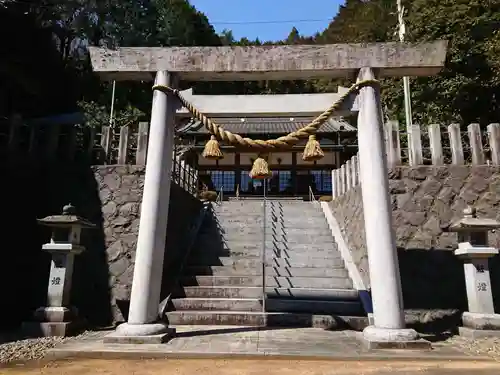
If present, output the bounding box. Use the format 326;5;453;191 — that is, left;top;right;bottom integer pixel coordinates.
332;121;500;199
2;119;198;195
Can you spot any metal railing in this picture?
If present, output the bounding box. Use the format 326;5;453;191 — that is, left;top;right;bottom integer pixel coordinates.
308;185;317;203
216;186;224;205
261;178;268;313
158;202;210;318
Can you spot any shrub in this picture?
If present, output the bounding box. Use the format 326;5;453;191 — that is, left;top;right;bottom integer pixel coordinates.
318;195;332;202
199;190;218;201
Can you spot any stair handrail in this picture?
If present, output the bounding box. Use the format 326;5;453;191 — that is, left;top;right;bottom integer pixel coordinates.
308;185;317;203
216;186;224;205
158;202;211;318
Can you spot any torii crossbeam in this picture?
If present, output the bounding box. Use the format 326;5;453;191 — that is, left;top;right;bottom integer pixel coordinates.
88;41;447;81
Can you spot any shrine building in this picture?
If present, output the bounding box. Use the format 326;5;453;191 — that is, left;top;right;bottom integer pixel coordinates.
175;87;359;197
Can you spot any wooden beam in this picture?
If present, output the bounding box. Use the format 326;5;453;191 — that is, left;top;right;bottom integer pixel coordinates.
175;87;359;117
88;41;448;81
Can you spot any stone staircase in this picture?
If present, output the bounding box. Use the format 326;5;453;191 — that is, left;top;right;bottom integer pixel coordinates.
165;200;367;329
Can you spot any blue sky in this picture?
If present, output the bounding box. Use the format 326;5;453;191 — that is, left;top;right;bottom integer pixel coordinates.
190;0;343;41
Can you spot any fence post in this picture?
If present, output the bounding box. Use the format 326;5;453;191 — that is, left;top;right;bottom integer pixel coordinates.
100;126;112;164
335;168;341;197
182;160;187;190
428;124;444;165
193;169;199;196
66;125;78;161
28;124;39;158
487;123;500;165
340;164;347;195
385;120;401;167
408;124;423;166
448;123;464;165
332;169;338;198
8;114;22;155
135;122;149;165
46;124;61;161
87;126;96;160
351;154;359;186
345;159;352;191
117;125;130;164
468;123;485;165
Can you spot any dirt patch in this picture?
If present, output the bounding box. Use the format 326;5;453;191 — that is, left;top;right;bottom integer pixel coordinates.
1;359;500;375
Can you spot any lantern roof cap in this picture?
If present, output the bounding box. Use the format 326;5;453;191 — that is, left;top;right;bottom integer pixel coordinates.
38;203;95;228
448;206;500;232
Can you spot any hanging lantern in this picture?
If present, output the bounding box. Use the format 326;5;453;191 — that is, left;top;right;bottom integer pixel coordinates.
302;134;324;162
202;135;223;160
249;154;272;179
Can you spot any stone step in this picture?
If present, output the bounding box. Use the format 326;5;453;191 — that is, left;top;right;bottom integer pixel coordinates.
214;213;326;220
171;298;363;315
174;286;359;300
164;311;368;329
185;265;348;278
199;226;332;237
200;233;335;243
180;275;353;289
267;299;363;315
213;213;324;219
190;247;341;259
194;241;337;252
187;256;344;268
172;298;262;312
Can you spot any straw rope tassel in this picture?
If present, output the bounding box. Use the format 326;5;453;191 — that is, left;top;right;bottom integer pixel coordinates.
302;134;324;161
249;154;272;179
202;135;224;160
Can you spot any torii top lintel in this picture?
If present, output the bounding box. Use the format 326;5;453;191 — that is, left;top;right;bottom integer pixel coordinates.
88;41;448;82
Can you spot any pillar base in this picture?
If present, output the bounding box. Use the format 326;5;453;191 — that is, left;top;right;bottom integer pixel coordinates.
359;325;431;350
459;312;500;338
103;322;176;344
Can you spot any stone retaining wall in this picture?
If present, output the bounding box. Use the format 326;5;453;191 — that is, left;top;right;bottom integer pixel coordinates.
331;166;500;313
0;163;200;329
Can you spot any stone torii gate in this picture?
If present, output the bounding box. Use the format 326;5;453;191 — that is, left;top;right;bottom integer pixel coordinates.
89;41;448;346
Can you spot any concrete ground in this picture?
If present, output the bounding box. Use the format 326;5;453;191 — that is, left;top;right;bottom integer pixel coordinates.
2;358;500;375
47;326;492;360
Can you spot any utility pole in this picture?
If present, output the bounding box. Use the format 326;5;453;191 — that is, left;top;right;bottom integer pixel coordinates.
397;0;414;163
109;80;116;127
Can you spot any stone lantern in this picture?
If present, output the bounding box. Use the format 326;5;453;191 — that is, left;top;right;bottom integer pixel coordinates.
449;206;500;338
22;204;94;337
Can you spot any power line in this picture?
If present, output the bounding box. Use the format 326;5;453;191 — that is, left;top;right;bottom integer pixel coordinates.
2;1;334;26
211;19;332;26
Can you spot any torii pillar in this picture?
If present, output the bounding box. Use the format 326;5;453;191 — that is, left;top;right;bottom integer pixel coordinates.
88;41;448;346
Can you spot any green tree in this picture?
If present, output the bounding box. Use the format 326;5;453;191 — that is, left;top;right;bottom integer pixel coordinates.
384;0;500;124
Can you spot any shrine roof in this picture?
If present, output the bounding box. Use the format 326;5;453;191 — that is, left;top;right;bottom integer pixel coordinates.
183;117;355;135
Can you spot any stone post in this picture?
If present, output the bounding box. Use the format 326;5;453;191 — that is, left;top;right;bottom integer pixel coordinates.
356;68;428;349
105;71;178;344
449;206;500;339
22;204;94;337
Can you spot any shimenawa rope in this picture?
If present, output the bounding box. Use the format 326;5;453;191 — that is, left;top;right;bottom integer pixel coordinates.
152;79;378;178
152;79;378;150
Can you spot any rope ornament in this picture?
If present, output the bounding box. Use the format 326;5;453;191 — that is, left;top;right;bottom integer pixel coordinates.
153;79;378;179
249;154;272;180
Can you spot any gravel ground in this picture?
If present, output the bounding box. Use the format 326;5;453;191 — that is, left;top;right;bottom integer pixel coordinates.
445;335;500;359
0;331;95;365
